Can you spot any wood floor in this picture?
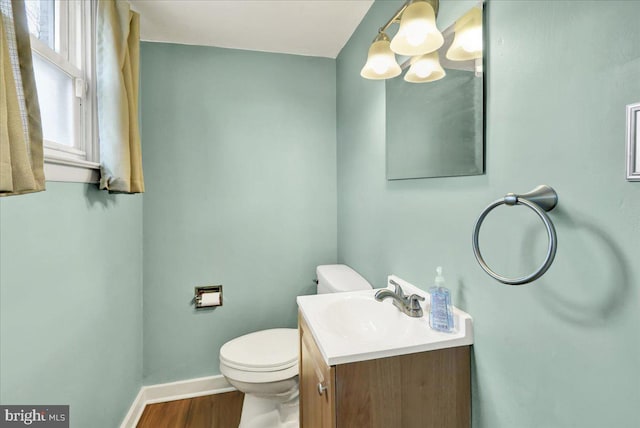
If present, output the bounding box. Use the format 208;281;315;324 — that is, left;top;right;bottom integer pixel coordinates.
137;391;244;428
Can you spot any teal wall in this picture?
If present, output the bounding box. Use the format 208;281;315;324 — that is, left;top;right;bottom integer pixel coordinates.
0;183;143;427
140;43;337;384
3;2;639;427
337;1;640;427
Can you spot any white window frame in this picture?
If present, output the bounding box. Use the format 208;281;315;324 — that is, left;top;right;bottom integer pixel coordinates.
30;0;99;183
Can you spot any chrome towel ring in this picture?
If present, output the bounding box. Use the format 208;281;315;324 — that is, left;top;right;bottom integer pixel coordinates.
472;185;558;285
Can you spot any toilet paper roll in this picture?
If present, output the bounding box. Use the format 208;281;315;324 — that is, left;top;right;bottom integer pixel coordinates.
199;292;221;307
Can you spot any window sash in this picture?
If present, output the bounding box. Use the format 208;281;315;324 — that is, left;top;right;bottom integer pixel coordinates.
29;0;98;175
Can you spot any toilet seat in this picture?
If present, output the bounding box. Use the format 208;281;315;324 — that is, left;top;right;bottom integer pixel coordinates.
220;328;298;384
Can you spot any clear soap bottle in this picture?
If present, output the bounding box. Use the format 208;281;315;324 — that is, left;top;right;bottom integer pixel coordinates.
429;267;454;332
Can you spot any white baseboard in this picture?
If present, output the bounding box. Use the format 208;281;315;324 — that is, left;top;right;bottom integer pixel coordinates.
120;388;146;428
120;375;235;428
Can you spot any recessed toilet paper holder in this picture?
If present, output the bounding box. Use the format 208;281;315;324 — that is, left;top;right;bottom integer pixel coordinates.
193;285;223;309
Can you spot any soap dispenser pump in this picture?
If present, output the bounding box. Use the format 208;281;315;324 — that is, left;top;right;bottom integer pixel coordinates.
429;267;454;332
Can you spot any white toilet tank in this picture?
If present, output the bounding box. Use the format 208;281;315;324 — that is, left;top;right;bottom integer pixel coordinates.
316;264;372;294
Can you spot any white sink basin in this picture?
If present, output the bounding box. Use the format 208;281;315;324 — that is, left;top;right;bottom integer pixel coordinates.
297;275;473;365
319;294;410;344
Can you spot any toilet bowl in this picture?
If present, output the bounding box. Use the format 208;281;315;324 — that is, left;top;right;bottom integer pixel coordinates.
219;265;372;428
220;329;299;428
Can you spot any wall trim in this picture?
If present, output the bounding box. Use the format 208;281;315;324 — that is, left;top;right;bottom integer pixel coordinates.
44;161;99;183
120;375;235;428
120;388;146;428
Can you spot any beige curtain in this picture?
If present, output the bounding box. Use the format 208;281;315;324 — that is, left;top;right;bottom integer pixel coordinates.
97;0;144;193
0;0;44;197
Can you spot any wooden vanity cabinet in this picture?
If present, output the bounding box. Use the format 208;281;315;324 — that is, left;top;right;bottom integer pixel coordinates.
300;312;336;428
298;312;471;428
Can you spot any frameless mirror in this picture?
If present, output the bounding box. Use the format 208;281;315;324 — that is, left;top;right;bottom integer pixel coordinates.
386;5;484;180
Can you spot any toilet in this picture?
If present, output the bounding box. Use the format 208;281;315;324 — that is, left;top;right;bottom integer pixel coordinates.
219;264;372;428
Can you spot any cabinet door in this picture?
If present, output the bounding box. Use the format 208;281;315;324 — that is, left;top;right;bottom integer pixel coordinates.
299;313;335;428
335;346;471;428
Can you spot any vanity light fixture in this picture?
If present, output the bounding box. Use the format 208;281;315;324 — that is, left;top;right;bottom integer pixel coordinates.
360;32;402;79
361;0;443;82
404;51;445;83
361;0;483;83
446;7;483;61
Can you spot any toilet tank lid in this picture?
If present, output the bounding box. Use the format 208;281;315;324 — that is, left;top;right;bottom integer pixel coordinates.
316;264;372;292
219;328;298;372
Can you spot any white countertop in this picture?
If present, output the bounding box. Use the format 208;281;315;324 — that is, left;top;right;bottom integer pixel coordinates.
297;274;474;366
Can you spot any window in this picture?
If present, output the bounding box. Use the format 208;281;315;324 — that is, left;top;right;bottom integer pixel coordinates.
27;0;98;182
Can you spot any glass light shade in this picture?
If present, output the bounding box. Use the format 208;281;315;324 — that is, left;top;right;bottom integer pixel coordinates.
361;34;401;80
390;0;443;56
446;7;483;61
404;51;445;83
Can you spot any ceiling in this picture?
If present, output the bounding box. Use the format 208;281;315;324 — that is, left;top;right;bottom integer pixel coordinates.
129;0;374;59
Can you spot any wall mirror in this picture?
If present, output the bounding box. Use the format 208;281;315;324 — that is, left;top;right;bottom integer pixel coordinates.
386;4;484;180
627;102;640;181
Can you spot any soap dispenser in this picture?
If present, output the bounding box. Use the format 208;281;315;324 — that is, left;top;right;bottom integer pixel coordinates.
429;267;454;332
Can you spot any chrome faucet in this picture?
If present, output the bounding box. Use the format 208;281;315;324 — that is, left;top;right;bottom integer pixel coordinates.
374;280;425;318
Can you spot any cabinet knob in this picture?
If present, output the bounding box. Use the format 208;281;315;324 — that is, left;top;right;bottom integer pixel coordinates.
317;382;328;395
